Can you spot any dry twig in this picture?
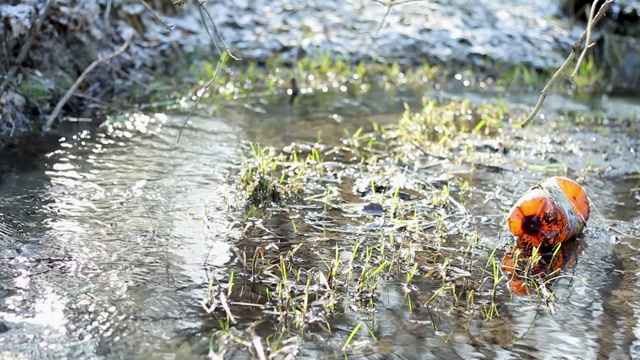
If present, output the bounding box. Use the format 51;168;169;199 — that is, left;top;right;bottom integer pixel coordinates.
252;337;267;360
571;0;600;77
196;1;240;61
176;53;227;142
520;0;613;128
45;35;134;129
177;1;240;142
371;0;427;37
137;0;174;31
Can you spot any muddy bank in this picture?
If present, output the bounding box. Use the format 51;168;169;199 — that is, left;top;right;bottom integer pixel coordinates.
0;0;182;147
184;0;576;68
1;0;635;147
0;1;578;145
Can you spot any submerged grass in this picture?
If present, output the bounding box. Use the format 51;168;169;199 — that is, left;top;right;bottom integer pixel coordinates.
202;96;597;357
179;49;606;110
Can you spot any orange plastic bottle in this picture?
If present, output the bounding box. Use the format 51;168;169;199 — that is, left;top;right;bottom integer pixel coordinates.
507;176;590;249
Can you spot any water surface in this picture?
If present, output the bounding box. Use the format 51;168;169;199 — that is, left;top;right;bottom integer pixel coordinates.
0;89;638;359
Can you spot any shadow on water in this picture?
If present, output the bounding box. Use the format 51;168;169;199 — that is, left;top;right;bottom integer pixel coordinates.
0;85;638;359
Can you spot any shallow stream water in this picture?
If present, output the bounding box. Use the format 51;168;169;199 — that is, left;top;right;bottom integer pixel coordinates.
0;87;639;359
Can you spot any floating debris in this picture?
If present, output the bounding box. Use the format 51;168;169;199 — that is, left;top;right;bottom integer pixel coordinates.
507;176;590;249
502;176;590;296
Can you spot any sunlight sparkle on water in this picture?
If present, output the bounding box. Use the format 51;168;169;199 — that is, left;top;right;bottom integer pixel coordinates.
2;287;67;333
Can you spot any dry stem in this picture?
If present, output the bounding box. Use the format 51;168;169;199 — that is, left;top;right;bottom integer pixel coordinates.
177;1;240;142
520;0;613;128
571;0;600;77
372;0;427;37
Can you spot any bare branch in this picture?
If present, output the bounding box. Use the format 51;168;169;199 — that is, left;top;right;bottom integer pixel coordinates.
252;337;267;360
197;1;241;60
45;35;134;129
176;53;227;143
197;4;222;56
137;0;174;31
177;1;240;142
371;0;428;37
520;0;613;128
375;4;393;37
570;0;613;52
104;0;113;30
571;0;600;77
219;291;237;324
519;55;574;128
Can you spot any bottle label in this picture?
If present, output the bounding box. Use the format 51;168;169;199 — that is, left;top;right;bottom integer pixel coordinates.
537;177;582;239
